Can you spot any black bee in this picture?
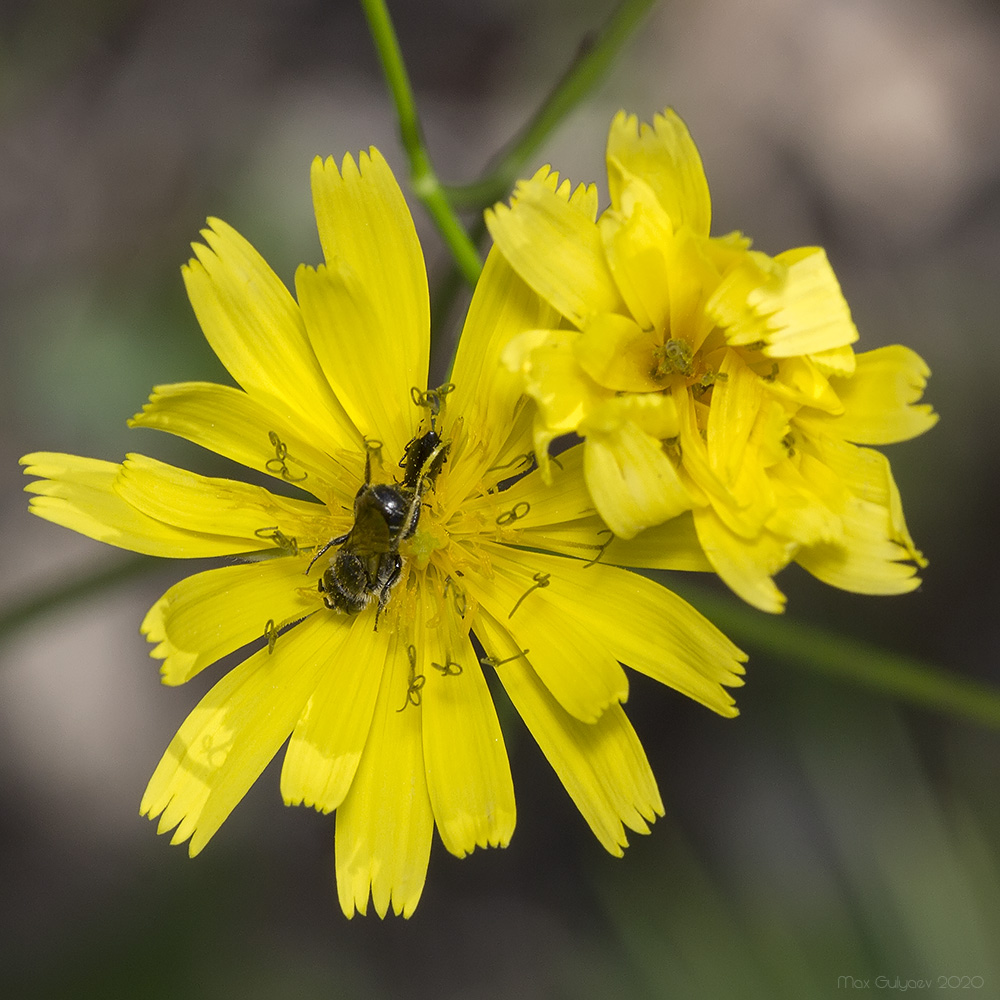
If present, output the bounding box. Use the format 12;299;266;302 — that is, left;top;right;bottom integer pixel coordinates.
400;426;447;490
309;428;448;624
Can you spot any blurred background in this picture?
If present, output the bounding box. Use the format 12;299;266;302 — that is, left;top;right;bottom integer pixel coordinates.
2;0;999;996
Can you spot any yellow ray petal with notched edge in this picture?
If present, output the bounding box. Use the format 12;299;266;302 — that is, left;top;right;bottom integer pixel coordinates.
502;327;606;442
114;453;332;544
810;345;938;445
762;357;843;415
296;260;417;459
335;631;434;919
143;559;319;685
476;610;662;857
416;589;516;858
280;609;388;815
486;168;623;327
130;381;357;503
141;614;340;856
606;109;712;238
709;247;859;358
182;219;357;447
21;453;256;557
796;438;925;593
311;150;429;396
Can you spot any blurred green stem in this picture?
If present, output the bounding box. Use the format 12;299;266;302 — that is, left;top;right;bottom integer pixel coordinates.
672;580;1000;731
428;0;657;330
360;0;483;286
445;0;660;209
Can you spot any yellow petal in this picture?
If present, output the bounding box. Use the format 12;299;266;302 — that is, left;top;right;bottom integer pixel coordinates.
416;591;516;857
502;327;609;439
498;552;744;716
476;610;662;857
182;219;357;445
583;421;693;539
702;351;783;532
709;247;859;357
602;511;713;572
764;459;844;549
21;453;257;557
693;506;793;613
486;168;624;326
296;261;416;459
706;349;767;484
114;453;331;544
668;229;731;354
143;560;320;685
140;614;336;856
573;313;663;392
819;345;937;444
130;381;356;503
762;357;843;415
809;343;856;377
467;545;629;723
335;631;434;919
598;181;673;332
311;150;429;396
795;438;925;594
280;609;385;814
448;246;559;477
606;109;712;237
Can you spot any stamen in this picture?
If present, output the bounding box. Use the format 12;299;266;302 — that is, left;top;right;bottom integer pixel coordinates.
431;657;463;677
411;382;455;416
254;526;299;556
480;648;530;669
508;571;551;618
496;501;531;526
443;576;467;617
487;451;535;475
583;529;614;568
264;618;279;653
398;643;426;712
266;431;308;482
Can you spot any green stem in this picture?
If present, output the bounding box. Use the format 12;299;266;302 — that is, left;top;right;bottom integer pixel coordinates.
672;581;1000;731
360;0;482;286
445;0;660;209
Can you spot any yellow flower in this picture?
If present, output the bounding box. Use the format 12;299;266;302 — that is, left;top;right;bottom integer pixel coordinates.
486;109;938;613
21;149;745;917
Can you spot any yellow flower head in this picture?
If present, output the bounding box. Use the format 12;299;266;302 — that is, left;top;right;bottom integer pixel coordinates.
21;149;745;917
487;109;938;613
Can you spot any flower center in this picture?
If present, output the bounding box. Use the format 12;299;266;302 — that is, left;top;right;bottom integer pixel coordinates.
652;338;695;378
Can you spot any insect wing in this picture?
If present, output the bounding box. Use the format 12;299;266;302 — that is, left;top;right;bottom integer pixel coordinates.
348;500;393;557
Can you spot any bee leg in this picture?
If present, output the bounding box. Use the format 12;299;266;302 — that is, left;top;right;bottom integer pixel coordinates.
306;531;350;574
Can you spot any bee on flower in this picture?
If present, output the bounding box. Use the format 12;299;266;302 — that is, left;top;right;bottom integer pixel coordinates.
22;149;745;917
487;109;937;613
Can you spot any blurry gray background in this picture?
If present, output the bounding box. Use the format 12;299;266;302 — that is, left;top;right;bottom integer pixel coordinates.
2;1;999;997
